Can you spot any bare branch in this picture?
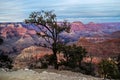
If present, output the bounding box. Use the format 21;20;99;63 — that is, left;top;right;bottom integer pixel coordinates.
38;43;52;49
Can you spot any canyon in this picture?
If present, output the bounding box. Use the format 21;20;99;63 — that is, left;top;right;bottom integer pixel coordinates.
0;22;120;67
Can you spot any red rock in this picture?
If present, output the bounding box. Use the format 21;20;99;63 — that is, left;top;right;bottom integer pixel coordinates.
71;21;85;31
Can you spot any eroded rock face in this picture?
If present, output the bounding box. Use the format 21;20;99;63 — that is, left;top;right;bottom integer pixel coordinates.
13;46;66;69
71;21;85;31
0;23;43;55
13;46;52;69
0;23;37;39
0;22;120;69
110;31;120;38
0;22;120;54
76;38;120;58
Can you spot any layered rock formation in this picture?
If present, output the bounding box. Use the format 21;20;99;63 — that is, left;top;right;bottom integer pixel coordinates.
70;21;85;31
0;22;120;63
76;38;120;58
13;46;52;69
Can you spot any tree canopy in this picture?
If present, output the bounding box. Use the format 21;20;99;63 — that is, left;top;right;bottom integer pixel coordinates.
98;59;120;79
61;44;87;68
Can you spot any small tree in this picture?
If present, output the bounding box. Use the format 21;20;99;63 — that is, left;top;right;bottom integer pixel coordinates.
25;11;70;69
98;59;120;79
61;44;87;68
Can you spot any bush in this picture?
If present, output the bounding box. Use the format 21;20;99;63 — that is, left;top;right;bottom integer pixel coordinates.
80;62;95;75
29;54;54;69
61;44;87;69
0;52;13;69
98;59;120;79
39;55;53;68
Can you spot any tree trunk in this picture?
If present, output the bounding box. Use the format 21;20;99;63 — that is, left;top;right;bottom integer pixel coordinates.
53;49;58;69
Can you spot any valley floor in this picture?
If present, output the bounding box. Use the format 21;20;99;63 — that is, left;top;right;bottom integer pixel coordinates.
0;69;103;80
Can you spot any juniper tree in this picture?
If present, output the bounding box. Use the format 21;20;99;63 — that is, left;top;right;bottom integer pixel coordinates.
61;44;87;68
25;11;70;69
98;59;120;79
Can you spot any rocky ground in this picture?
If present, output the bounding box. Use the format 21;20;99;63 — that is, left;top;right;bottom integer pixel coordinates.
0;68;103;80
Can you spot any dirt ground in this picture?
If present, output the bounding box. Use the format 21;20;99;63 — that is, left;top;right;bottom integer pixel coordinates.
0;69;103;80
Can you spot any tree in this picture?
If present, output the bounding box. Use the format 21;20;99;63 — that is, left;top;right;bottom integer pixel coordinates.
25;11;70;69
98;59;120;79
61;44;87;68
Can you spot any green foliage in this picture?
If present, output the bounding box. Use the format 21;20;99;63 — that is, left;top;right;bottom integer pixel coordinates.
80;62;95;75
25;10;70;69
61;44;87;68
98;59;120;79
29;54;54;69
39;54;54;68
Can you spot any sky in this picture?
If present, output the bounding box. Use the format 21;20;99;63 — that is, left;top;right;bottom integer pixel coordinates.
0;0;120;23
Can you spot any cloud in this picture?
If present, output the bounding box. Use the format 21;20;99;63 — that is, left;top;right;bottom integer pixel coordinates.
59;17;120;23
0;0;25;22
0;0;120;23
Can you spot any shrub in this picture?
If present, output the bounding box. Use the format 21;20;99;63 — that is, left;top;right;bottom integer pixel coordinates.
29;54;54;69
62;44;87;69
0;52;13;69
80;62;95;75
39;55;53;68
98;59;120;79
